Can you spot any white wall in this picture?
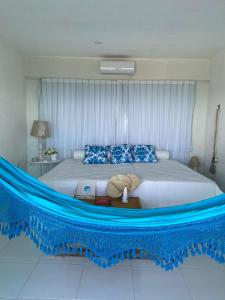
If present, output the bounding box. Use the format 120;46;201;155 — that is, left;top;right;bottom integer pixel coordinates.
26;78;40;161
24;56;210;80
191;81;209;170
25;56;210;166
204;51;225;191
0;37;26;168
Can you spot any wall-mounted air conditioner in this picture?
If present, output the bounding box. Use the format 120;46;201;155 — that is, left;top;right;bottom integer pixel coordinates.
99;60;135;75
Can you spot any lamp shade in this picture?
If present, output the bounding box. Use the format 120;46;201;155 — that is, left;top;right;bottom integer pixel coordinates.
189;156;200;170
31;120;50;137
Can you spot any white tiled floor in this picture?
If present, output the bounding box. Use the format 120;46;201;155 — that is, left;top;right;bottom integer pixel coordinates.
0;236;225;300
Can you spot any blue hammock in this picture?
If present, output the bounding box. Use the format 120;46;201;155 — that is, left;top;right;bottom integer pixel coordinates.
0;156;225;270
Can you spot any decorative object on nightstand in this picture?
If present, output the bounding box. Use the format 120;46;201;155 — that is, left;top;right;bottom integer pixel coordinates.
76;181;96;200
31;120;50;161
95;198;111;206
45;148;58;161
107;174;140;199
189;156;200;171
122;186;128;204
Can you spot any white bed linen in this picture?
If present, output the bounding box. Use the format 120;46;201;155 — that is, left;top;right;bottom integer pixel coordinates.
39;159;222;208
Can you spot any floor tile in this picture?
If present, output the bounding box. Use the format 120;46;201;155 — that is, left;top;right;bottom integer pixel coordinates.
39;253;87;265
77;264;134;300
181;268;225;300
18;263;83;299
0;298;18;300
0;262;35;299
16;298;60;300
0;234;9;251
133;266;192;300
116;258;132;267
180;254;225;270
39;253;132;268
0;235;41;263
131;258;157;268
17;298;74;300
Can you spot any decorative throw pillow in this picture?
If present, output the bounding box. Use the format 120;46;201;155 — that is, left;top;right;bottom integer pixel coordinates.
110;144;133;164
133;145;158;163
83;145;108;164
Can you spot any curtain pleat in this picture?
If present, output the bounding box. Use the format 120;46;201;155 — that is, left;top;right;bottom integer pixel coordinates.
40;79;195;162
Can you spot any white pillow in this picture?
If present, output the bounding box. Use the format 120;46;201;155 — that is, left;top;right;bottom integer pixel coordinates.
156;150;170;160
73;150;85;160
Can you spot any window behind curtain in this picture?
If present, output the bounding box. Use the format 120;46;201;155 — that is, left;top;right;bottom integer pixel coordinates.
40;78;195;162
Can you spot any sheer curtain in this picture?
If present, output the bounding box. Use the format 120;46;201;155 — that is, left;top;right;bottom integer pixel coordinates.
118;80;196;161
40;79;117;158
40;78;195;162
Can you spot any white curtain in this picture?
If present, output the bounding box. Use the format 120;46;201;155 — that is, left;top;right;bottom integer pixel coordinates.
40;78;195;162
40;79;118;158
118;80;196;161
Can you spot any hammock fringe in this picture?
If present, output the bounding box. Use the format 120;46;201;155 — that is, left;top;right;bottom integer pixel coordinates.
1;218;225;270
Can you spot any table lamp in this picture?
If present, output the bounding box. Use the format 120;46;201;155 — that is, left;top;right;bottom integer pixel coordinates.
31;120;50;160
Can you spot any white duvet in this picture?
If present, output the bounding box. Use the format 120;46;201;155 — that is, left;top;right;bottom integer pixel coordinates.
39;159;222;208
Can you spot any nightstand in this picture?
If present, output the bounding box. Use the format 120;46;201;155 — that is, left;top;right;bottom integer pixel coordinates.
29;158;63;176
75;196;142;209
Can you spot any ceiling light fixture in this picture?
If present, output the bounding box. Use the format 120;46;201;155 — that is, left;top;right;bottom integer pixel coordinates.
93;41;102;45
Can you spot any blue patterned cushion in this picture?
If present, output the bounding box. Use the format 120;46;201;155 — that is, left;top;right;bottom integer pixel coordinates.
110;144;133;164
83;145;108;164
133;145;158;163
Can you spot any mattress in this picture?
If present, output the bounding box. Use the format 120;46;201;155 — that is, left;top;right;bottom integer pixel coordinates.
39;159;222;208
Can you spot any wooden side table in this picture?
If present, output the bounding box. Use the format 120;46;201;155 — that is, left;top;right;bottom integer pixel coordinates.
76;196;142;209
59;196;141;257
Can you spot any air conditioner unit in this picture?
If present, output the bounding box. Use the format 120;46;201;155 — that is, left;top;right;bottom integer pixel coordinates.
99;61;135;75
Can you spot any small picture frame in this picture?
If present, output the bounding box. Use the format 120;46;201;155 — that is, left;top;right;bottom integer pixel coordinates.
76;181;96;200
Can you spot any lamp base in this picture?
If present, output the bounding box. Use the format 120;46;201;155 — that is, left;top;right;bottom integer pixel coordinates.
38;137;44;161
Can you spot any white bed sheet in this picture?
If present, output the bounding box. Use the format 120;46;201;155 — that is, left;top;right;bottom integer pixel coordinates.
39;159;222;208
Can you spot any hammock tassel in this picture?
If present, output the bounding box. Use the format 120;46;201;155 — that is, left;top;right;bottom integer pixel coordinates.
219;255;225;264
132;249;137;258
120;252;125;261
73;244;78;254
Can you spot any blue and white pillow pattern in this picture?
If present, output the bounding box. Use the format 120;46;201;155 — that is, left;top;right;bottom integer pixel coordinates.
133;145;158;163
83;145;108;164
110;144;133;164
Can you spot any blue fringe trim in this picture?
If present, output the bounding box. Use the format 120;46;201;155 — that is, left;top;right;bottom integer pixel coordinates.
1;219;225;270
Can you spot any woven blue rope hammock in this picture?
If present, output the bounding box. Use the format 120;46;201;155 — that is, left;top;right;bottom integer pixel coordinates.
0;156;225;270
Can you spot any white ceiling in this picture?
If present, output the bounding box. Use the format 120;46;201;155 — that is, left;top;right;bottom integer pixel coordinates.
0;0;225;58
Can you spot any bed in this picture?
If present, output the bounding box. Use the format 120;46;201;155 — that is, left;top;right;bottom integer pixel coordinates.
39;158;222;208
